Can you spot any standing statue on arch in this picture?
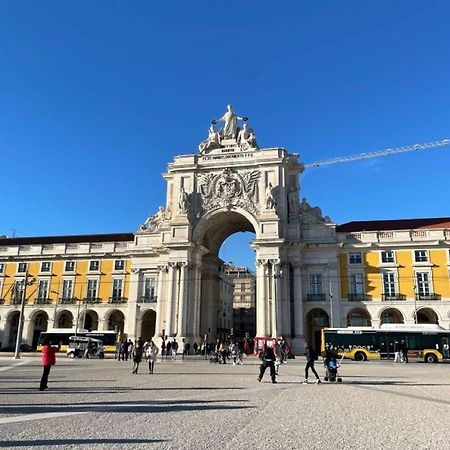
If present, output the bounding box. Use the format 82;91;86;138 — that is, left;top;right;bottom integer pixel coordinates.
213;104;248;139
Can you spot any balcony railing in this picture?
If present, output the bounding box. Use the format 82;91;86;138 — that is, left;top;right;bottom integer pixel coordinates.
59;297;77;304
12;298;24;305
82;297;102;304
306;293;326;301
140;295;157;303
382;294;407;301
416;294;441;301
109;296;127;304
348;293;372;301
35;297;51;304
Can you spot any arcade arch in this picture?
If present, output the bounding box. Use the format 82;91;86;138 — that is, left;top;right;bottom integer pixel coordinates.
347;309;372;327
56;310;73;328
3;311;20;348
380;308;404;324
81;310;98;331
306;308;329;350
28;310;48;347
416;307;439;325
140;309;156;342
106;309;125;332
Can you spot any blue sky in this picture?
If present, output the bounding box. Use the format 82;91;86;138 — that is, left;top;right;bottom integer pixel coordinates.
1;1;449;269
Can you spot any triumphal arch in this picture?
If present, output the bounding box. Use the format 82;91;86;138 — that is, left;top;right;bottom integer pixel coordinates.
129;106;337;351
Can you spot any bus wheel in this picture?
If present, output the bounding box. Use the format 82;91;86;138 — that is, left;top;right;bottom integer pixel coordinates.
68;352;75;359
99;352;105;359
425;353;437;364
354;351;366;362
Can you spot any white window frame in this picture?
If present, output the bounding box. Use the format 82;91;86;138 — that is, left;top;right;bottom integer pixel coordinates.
40;261;52;273
86;278;99;300
309;274;323;295
415;271;433;298
414;250;428;263
349;252;363;265
349;273;365;295
17;262;28;273
89;260;101;272
37;279;50;301
0;262;4;274
62;278;74;301
113;260;125;272
13;278;26;302
381;251;395;264
382;272;397;296
111;277;124;300
144;277;156;300
64;260;76;273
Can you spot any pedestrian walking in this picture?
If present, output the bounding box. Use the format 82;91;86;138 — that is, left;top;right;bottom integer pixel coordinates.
257;343;277;384
172;338;179;359
132;339;143;374
119;339;127;361
303;341;321;384
161;338;166;357
443;342;450;359
166;341;172;359
218;340;227;364
272;338;282;375
193;342;198;355
184;341;190;357
39;337;61;391
394;340;402;363
127;339;134;361
401;340;409;363
146;340;159;374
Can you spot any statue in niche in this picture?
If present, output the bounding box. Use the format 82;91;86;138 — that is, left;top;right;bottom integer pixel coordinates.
265;182;276;209
237;123;258;150
214;104;247;139
199;124;221;153
178;187;190;214
299;198;331;224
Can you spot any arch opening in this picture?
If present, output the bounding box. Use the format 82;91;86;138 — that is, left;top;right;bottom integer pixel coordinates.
141;310;156;342
380;308;404;324
347;309;372;327
107;310;125;333
197;210;256;342
416;307;439;325
306;308;329;351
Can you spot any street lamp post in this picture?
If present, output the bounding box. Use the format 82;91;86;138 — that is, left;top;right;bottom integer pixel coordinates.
329;279;334;328
14;272;35;359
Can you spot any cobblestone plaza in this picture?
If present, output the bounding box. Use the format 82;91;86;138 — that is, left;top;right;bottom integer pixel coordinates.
1;356;449;449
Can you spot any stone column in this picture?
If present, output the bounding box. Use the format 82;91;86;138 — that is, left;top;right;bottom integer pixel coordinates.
191;264;202;342
177;263;188;337
271;261;281;338
282;264;291;338
154;265;167;337
256;259;268;336
166;263;177;336
292;262;305;352
125;269;140;340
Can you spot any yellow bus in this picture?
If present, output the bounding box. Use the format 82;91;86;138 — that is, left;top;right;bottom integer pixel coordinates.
37;329;118;353
321;324;450;363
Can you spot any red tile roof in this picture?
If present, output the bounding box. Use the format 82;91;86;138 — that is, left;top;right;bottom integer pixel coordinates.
336;218;450;233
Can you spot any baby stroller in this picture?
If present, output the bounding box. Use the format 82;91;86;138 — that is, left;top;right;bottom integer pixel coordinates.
209;352;222;364
323;350;344;383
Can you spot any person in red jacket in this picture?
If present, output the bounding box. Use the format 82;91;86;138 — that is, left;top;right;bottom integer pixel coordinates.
39;337;61;391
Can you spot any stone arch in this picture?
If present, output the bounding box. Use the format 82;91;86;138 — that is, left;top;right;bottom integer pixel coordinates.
379;307;404;324
191;208;258;341
139;309;156;342
105;309;125;333
27;310;49;348
193;208;258;255
347;308;372;327
416;307;439;325
55;310;74;328
306;308;329;350
80;309;99;331
3;310;20;349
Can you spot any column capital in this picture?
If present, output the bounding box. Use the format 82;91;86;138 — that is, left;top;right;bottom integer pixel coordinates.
256;258;269;266
157;264;168;272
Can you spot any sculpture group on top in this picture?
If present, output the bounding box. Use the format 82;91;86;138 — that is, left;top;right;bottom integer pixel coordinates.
199;105;259;153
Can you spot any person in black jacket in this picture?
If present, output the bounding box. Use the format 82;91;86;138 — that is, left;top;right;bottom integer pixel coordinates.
303;341;321;384
257;344;277;384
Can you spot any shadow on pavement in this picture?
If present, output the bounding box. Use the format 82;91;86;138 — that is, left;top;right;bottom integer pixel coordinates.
0;398;253;415
0;438;165;448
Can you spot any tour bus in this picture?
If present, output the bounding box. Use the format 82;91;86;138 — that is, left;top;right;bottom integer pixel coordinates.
37;329;118;353
321;324;450;363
